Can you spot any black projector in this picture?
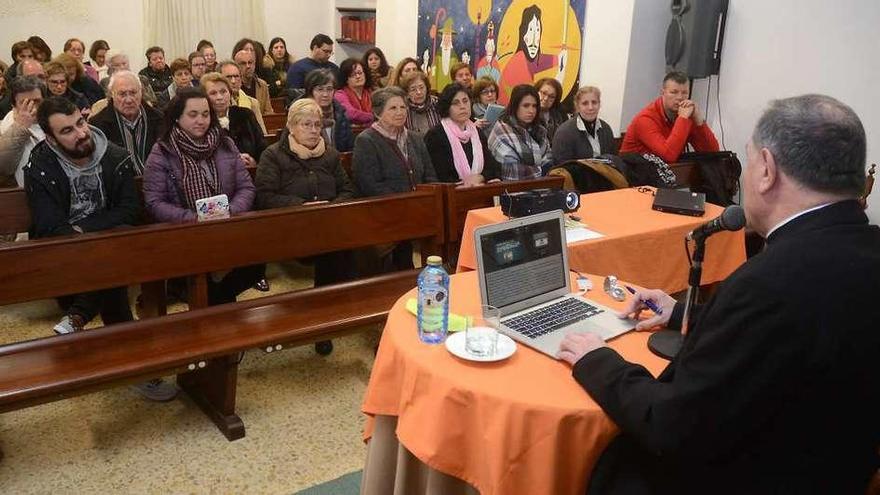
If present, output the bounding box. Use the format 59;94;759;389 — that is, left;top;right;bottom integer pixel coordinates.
500;189;580;218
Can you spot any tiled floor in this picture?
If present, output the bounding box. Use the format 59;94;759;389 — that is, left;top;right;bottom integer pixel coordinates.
0;262;381;494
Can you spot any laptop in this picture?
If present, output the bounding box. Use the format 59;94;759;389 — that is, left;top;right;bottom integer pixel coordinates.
651;188;706;217
474;211;636;358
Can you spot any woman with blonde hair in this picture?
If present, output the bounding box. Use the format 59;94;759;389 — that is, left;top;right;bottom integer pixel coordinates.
255;97;355;355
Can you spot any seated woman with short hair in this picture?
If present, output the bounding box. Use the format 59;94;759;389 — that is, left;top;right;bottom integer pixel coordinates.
488;84;554;180
143;87;262;305
201;71;266;167
303;68;353;152
423;83;501;186
353;86;437;270
334;58;373;125
552;85;617;163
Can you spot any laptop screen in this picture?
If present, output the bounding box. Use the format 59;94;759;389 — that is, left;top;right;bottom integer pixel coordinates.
478;217;567;309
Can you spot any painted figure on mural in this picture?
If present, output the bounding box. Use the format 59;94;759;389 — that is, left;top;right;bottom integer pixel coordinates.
476;21;501;82
499;4;567;102
429;18;460;91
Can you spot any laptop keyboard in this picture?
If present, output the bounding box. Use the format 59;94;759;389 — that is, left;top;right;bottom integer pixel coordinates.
503;299;603;339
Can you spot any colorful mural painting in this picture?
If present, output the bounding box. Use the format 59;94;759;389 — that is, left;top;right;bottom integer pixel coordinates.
417;0;585;107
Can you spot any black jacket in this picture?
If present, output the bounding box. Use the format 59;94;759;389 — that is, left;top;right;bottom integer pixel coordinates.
89;104;164;165
422;124;501;183
575;200;880;494
225;106;267;161
138;66;173;95
24;139;140;239
552;115;617;164
71;75;105;105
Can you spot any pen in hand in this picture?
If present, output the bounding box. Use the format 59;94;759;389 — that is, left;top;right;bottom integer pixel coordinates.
625;285;663;315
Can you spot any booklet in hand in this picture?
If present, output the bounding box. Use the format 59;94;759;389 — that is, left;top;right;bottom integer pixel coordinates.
484;104;505;124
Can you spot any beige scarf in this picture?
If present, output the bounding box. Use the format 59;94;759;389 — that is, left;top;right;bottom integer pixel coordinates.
288;135;326;160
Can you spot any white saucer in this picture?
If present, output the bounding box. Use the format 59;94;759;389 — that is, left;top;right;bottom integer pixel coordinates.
445;331;517;362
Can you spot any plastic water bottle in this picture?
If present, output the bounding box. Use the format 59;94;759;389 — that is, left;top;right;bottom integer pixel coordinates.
417;256;449;344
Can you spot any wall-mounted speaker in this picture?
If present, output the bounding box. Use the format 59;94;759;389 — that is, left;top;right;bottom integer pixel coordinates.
665;0;729;78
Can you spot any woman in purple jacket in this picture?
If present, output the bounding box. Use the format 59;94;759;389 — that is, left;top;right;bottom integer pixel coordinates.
143;86;263;305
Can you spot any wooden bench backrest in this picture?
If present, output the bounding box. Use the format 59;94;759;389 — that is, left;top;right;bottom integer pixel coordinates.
440;176;565;244
339;151;353;178
270;97;286;114
0;186;445;307
263;113;286;133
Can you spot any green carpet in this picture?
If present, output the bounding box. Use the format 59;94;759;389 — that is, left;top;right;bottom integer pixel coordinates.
294;470;362;494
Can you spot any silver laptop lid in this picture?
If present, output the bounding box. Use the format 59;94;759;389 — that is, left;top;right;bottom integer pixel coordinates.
474;210;572;317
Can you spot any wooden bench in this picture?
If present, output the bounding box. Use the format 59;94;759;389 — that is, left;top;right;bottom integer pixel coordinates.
0;186;446;445
270;96;286;114
263;113;286;134
438;177;565;265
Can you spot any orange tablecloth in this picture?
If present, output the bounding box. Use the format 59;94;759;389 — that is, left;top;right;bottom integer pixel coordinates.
361;271;670;495
456;187;746;294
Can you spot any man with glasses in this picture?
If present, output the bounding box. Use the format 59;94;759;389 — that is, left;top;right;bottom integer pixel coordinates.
234;49;273;115
188;52;207;86
220;60;267;134
287;34;339;90
89;70;164;176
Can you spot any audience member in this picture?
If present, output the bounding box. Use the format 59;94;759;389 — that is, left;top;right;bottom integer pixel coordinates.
156;58;193;110
267;37;292;93
334;58;373;125
363;47;389;89
27;36;51;62
219;60;267;134
201;72;265;167
620;70;719;162
387;57;420;88
488;83;553;180
287;34;338;89
87;40;110;81
63;38;99;82
5;41;34;86
89;70;164;176
233;48;273;115
197;40;217;73
552;86;617;163
251;40;281;98
255;98;355;354
559;94;879;494
138;46;173;95
303;68;353;152
97;51;158;110
450;62;474;90
423;82;500;186
399;72;439;137
45;60;91;118
56;52;104;105
352;86;437;270
535;77;567;142
471;76;500;131
0;76;47;188
24;96;177;401
0;58;45;118
143;87;262;305
188;52;207;85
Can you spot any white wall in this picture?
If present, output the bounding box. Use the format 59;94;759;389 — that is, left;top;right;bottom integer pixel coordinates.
262;0;334;62
375;0;418;65
690;0;880;221
620;0;670;133
0;0;144;69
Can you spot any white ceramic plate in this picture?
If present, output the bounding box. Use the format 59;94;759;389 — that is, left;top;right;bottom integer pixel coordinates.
445;331;517;362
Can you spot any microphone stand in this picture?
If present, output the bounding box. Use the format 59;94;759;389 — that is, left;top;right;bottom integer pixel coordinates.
648;235;706;359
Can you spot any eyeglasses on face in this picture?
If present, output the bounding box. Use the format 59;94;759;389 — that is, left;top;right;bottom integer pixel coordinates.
480;88;497;95
408;84;427;94
113;90;140;99
297;121;322;131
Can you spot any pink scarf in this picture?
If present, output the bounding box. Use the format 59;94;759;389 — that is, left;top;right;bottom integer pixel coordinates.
440;118;484;180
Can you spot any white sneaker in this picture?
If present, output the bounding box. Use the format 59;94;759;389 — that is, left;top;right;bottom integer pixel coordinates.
53;316;77;335
131;378;179;402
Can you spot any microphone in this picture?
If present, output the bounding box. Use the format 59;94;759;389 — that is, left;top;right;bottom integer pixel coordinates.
687;205;745;241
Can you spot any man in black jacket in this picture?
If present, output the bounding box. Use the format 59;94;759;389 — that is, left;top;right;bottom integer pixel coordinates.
89;70;163;175
558;94;879;494
24;96;177;401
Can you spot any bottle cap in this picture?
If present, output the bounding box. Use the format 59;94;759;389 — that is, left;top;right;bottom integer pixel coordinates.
426;255;443;266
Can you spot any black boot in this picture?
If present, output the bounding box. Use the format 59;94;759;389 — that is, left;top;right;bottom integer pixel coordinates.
314;340;333;356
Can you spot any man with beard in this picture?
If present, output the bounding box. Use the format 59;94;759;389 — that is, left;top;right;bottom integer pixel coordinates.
24;96;177;400
499;4;567;104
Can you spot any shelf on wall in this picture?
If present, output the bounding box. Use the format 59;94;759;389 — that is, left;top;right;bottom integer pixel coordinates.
336;38;374;46
336;7;376;13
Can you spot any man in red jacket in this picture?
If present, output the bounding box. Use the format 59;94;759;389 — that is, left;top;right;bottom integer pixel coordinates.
620;71;719;162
